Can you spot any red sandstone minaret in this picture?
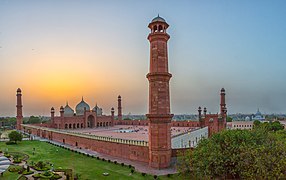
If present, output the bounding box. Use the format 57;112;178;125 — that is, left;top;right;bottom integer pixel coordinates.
220;88;226;115
219;88;227;130
51;107;55;127
117;95;122;120
16;88;23;130
146;15;173;169
111;107;115;126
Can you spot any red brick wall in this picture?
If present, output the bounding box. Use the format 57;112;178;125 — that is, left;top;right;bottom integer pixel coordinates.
23;125;149;163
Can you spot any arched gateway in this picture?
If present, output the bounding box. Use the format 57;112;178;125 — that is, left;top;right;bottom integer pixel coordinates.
87;115;95;128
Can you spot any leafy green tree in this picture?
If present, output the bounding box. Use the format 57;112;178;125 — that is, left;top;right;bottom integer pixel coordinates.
253;120;284;132
27;116;41;124
226;116;233;122
8;131;23;144
178;129;286;179
268;121;284;131
253;120;261;128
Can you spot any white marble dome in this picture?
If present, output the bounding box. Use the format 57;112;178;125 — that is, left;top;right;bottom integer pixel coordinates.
92;104;103;116
76;97;90;115
64;102;74;117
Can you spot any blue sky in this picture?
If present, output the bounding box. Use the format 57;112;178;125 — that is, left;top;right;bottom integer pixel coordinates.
0;0;286;116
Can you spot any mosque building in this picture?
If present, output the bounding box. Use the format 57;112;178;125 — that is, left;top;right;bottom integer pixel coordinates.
252;108;265;121
50;97;115;129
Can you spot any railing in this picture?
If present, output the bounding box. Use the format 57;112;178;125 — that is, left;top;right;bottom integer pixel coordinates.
22;124;148;147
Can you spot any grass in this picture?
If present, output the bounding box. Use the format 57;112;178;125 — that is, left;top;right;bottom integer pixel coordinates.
0;140;185;180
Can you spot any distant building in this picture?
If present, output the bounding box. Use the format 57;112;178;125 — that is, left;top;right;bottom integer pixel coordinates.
252;108;265;121
227;121;254;130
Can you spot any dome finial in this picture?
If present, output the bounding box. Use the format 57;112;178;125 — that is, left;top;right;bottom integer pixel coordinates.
82;96;84;101
66;101;68;105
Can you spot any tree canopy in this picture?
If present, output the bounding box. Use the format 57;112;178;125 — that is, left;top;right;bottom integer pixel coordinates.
253;120;284;131
178;126;286;179
26;116;41;124
8;131;23;144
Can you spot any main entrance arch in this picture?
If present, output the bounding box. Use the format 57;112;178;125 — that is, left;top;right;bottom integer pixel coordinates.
87;115;95;128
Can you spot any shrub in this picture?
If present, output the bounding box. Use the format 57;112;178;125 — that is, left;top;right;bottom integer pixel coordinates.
97;157;100;160
167;174;171;177
17;175;28;180
8;165;23;172
32;173;41;178
114;161;117;164
33;161;50;171
4;152;11;158
108;160;111;163
128;165;132;168
102;158;105;161
53;173;62;179
121;163;124;166
13;159;22;163
40;170;53;178
154;175;158;179
22;170;34;175
131;169;135;173
141;172;146;176
5;141;16;145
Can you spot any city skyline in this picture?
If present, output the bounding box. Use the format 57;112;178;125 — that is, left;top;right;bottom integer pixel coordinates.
1;0;286;116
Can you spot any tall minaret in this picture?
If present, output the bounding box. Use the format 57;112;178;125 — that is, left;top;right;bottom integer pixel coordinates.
220;88;226;116
146;15;173;169
16;88;23;130
51;107;55;128
117;95;122;120
219;88;227;131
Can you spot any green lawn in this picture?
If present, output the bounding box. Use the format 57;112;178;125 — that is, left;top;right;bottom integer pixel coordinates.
0;141;184;180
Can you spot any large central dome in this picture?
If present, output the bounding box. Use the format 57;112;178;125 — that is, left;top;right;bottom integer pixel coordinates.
76;97;90;115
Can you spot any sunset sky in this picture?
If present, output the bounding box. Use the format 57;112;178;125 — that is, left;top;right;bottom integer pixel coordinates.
1;0;286;116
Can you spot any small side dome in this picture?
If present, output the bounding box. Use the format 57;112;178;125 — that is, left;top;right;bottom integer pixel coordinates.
76;97;90;115
152;15;166;23
64;102;74;117
93;104;102;116
17;88;22;92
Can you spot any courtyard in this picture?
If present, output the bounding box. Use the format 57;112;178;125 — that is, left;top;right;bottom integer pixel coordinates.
70;125;198;141
0;140;187;180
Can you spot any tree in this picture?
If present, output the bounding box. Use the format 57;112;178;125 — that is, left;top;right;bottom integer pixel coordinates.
268;121;284;131
26;116;41;124
226;116;233;122
253;120;261;128
253;120;284;132
8;131;23;144
178;129;286;179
